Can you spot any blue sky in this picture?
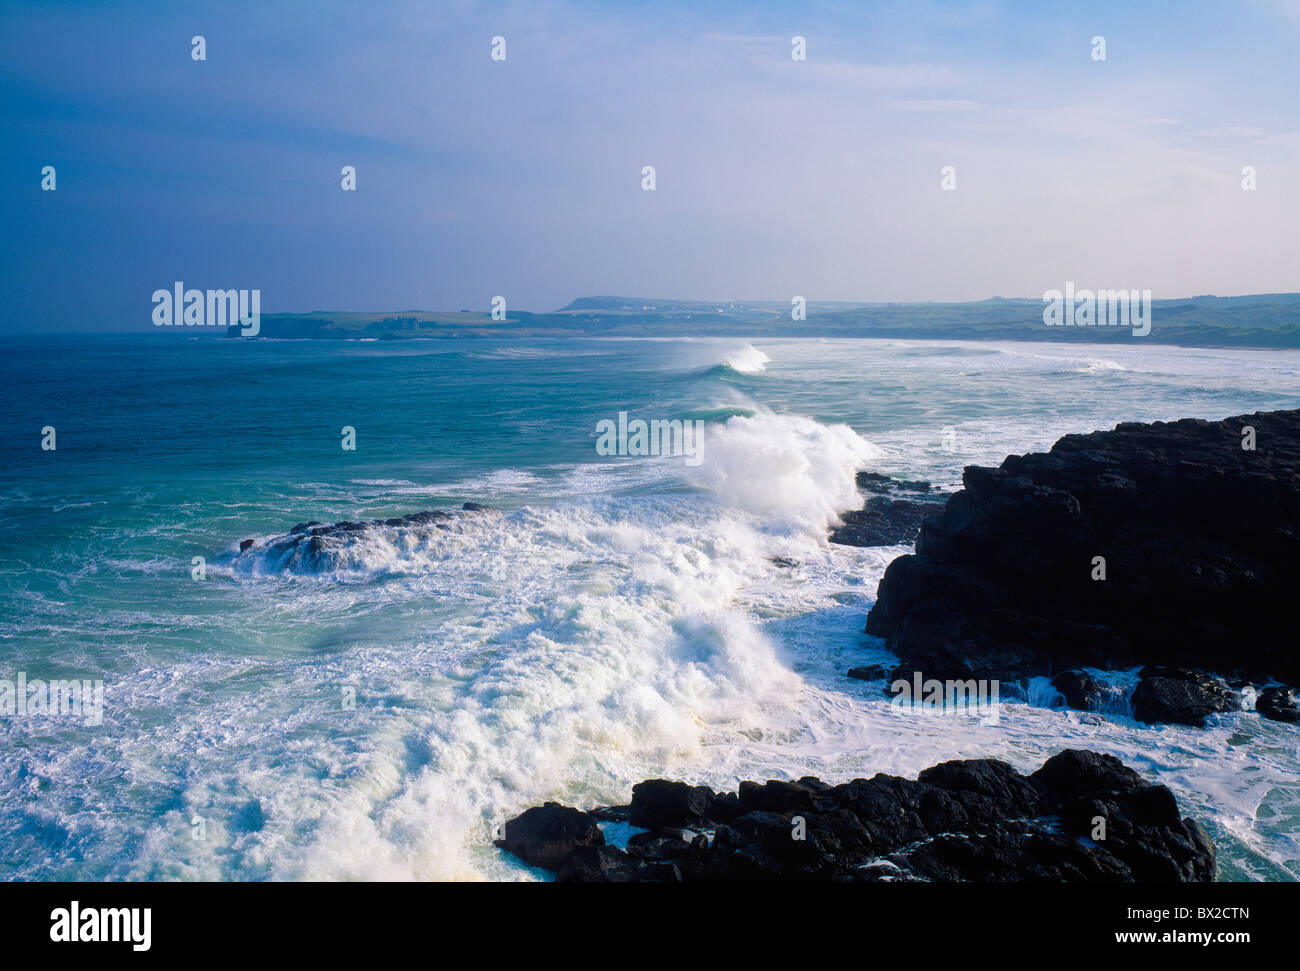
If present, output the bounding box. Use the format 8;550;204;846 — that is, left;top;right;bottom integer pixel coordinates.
2;0;1298;330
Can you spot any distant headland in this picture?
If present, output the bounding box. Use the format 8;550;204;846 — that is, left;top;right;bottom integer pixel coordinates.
223;292;1300;348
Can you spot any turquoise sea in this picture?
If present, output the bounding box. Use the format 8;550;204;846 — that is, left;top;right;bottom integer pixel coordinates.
2;334;1299;880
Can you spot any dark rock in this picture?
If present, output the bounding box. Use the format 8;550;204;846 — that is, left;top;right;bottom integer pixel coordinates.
865;410;1300;721
403;510;451;525
1132;668;1240;727
462;502;498;513
919;757;1047;815
707;791;745;823
738;779;818;814
1052;669;1106;711
629;780;716;830
1129;785;1182;827
499;749;1215;882
1032;749;1144;799
626;830;706;861
855;471;934;494
831;497;944;547
771;556;800;569
1257;685;1300;723
588;805;631;823
555;844;636;882
239;539;255;553
493;802;603;870
847;664;891;681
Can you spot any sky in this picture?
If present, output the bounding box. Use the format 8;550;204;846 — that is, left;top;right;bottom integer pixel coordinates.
2;0;1298;330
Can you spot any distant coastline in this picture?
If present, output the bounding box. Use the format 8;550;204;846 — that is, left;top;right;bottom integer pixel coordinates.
221;292;1300;348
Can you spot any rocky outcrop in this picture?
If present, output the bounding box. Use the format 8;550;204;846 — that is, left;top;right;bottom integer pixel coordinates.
830;474;947;548
1051;669;1110;711
846;664;892;682
1131;667;1240;727
233;502;501;572
1257;686;1300;723
496;750;1216;882
831;497;944;547
865;410;1300;724
493;802;605;870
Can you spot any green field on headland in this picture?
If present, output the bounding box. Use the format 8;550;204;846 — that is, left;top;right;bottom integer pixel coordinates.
227;293;1300;347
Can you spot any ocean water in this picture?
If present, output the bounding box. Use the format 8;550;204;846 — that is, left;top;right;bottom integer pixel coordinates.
1;334;1299;881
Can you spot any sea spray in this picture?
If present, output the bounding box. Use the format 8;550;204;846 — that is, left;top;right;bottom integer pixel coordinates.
687;411;883;531
723;344;771;374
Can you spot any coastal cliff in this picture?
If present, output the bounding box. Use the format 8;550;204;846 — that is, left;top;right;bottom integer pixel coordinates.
865;409;1300;725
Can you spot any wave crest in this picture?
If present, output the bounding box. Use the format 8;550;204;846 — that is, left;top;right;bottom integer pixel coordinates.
720;344;771;374
688;412;882;531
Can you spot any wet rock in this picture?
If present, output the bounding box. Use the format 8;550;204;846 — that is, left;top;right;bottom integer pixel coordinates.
855;471;934;494
555;844;635;882
1030;748;1145;799
626;830;707;862
865;409;1300;722
493;802;604;871
403;510;450;525
629;780;716;830
738;779;820;814
231;505;497;571
830;497;943;547
1256;685;1300;723
497;749;1215;883
1131;667;1240;727
1052;669;1106;711
588;805;631;823
919;757;1047;814
847;664;891;681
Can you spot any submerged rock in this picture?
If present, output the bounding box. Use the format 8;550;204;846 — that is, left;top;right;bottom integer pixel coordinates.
231;504;502;572
855;471;935;494
865;409;1300;724
496;749;1215;882
847;664;891;681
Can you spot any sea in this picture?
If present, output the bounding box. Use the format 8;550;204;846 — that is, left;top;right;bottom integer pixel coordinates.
1;333;1298;880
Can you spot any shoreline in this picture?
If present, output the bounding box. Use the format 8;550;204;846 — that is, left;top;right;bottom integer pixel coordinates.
495;407;1300;881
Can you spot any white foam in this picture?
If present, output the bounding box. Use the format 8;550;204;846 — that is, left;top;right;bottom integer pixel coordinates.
8;339;1300;883
722;344;771;374
688;411;882;531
